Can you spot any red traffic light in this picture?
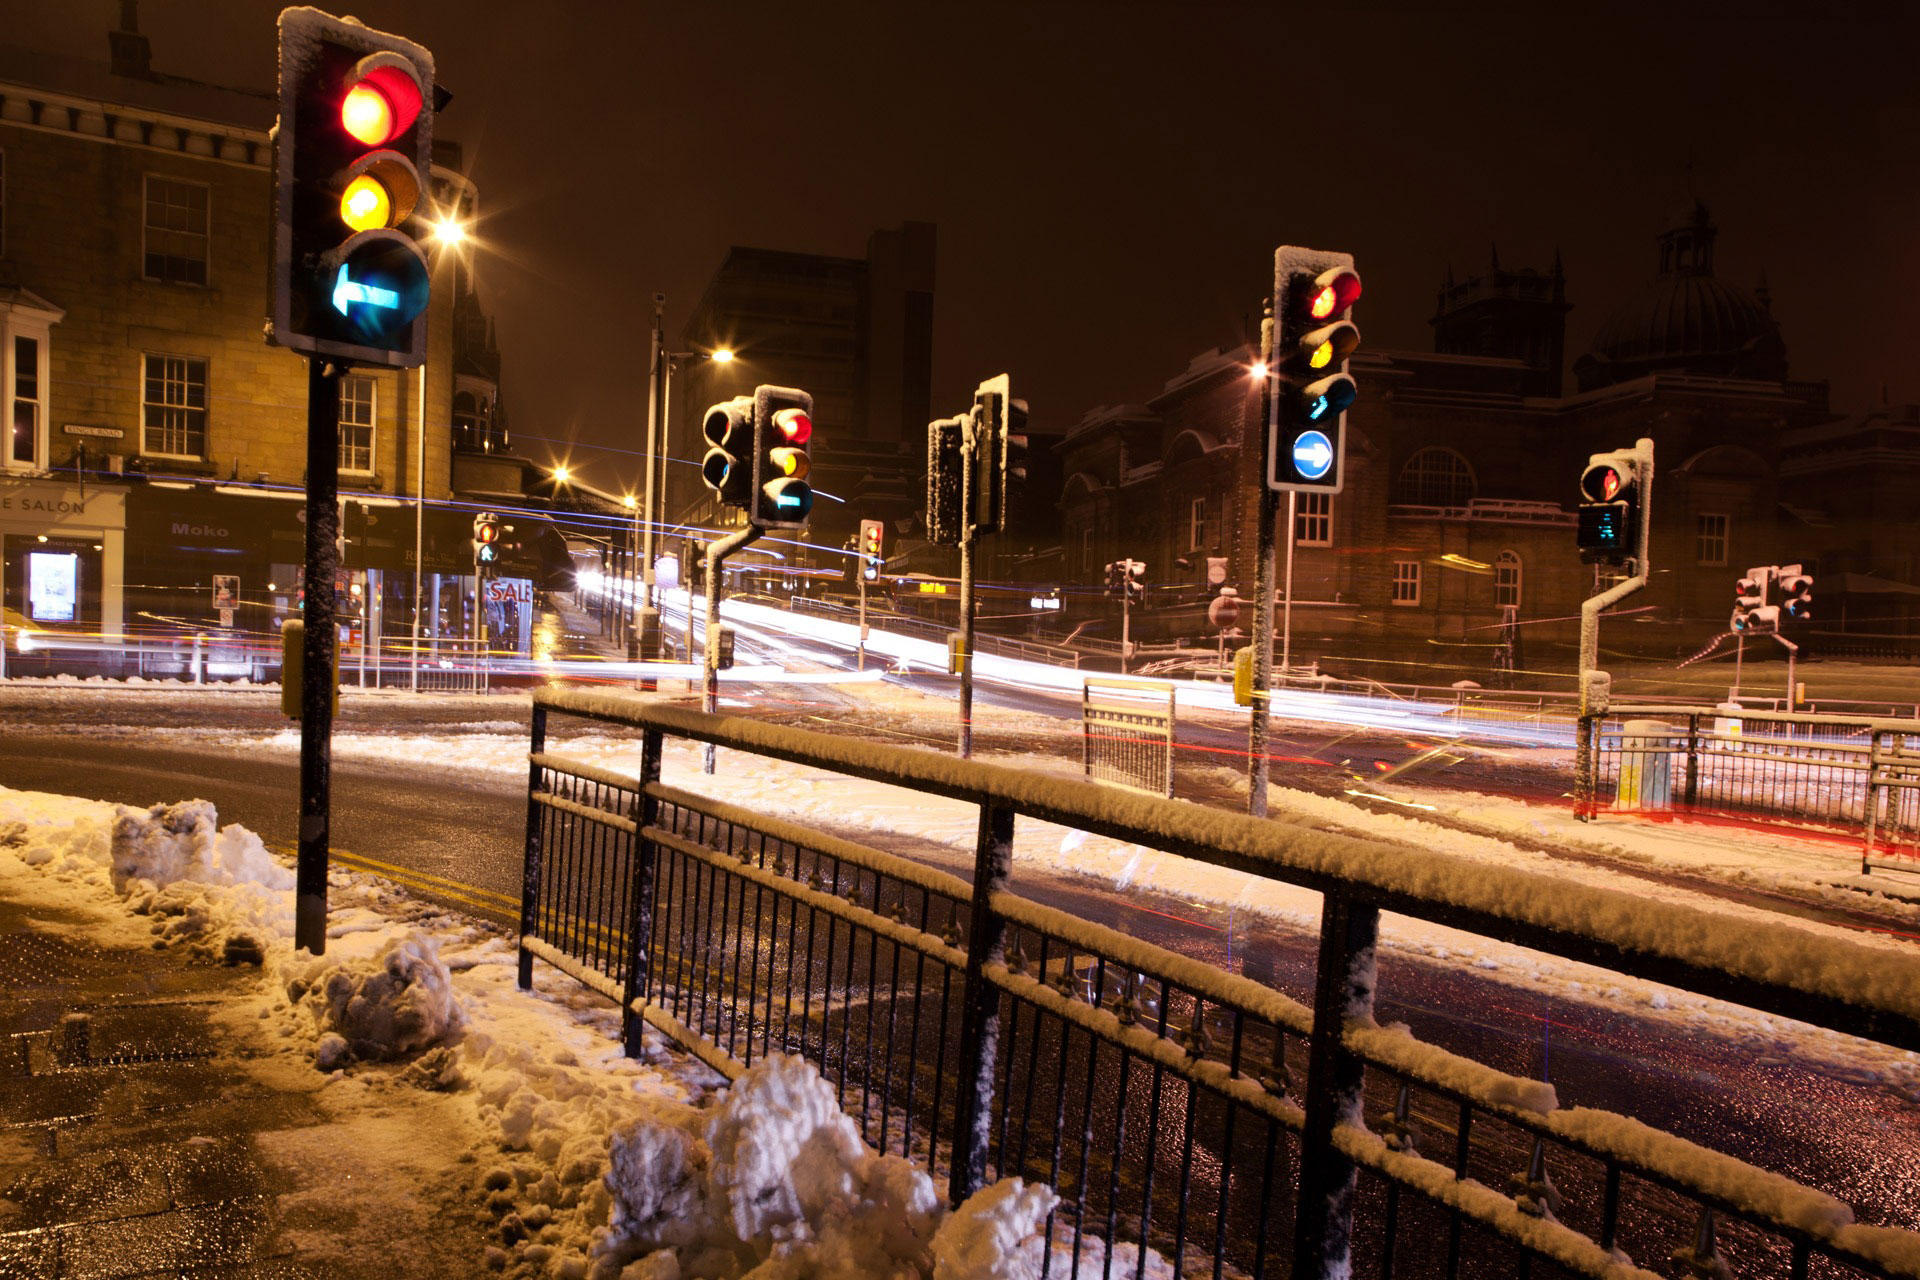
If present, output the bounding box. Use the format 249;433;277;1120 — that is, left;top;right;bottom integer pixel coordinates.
1308;268;1363;320
340;59;425;146
476;524;497;544
1580;464;1625;502
772;407;812;445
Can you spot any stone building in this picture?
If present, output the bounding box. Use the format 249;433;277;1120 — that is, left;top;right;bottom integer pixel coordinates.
1057;204;1849;681
0;11;525;672
666;223;936;559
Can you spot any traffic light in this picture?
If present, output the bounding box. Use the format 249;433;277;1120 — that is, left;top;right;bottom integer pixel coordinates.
927;415;966;546
700;395;754;508
1731;567;1771;634
1269;247;1361;493
969;374;1028;535
1104;561;1123;598
1577;449;1642;565
271;8;435;369
1777;564;1813;622
753;386;814;527
1123;560;1146;606
472;512;500;570
860;519;885;582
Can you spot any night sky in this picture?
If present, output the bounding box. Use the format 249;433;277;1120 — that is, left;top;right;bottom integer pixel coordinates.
13;0;1920;492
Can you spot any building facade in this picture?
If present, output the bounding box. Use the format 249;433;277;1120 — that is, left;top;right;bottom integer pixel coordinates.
1056;205;1859;682
667;223;936;560
0;14;521;673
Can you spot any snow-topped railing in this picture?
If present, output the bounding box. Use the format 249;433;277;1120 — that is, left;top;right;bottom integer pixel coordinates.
522;689;1920;1280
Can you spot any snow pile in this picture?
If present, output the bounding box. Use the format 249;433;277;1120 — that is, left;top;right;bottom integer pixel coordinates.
929;1180;1058;1280
287;931;467;1068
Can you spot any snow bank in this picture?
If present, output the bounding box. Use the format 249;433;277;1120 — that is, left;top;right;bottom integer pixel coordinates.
287;932;466;1066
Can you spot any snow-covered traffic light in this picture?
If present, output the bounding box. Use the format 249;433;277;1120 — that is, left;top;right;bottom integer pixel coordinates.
969;374;1027;535
1577;449;1642;565
1123;560;1147;606
1778;564;1813;622
860;519;885;582
926;414;966;546
472;512;500;570
1268;248;1360;494
700;395;754;508
753;386;814;528
1731;567;1771;633
271;7;435;368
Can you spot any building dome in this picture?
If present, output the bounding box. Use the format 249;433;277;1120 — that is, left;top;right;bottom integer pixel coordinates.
1574;202;1786;391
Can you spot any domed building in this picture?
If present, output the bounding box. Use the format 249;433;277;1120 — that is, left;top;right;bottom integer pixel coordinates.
1574;202;1787;391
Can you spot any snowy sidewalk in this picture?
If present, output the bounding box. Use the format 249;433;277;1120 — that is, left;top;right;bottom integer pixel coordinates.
0;788;1072;1280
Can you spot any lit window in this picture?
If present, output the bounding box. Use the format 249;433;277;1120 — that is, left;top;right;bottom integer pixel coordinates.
1392;560;1421;606
1495;550;1521;609
1295;492;1332;546
143;176;209;286
8;335;39;468
141;354;208;458
339;375;376;474
1696;513;1728;567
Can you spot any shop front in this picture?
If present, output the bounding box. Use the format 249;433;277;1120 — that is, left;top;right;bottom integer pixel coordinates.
0;474;127;673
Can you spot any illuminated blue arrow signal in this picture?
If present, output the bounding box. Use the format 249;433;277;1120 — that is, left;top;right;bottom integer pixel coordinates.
332;264;401;316
1291;430;1335;480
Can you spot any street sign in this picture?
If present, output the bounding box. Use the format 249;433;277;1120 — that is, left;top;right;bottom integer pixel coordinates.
212;574;240;610
219;607;235;629
1291;430;1335;480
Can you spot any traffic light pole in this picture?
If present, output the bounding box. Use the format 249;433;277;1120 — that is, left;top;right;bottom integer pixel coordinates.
857;569;869;672
1575;436;1654;821
1249;306;1278;819
958;528;978;758
296;358;343;955
636;295;666;667
701;524;762;774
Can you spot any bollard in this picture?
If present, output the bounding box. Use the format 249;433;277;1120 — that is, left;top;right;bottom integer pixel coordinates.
192;633;205;685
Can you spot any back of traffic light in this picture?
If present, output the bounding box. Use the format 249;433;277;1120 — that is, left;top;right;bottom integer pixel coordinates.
1730;566;1773;634
1777;564;1814;622
1268;248;1361;494
701;396;755;508
969;374;1028;535
926;415;967;546
271;7;436;368
1576;449;1642;566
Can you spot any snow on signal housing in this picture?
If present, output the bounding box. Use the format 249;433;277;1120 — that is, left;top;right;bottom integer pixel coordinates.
701;396;755;506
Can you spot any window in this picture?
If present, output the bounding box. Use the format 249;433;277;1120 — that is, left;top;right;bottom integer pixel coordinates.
339;375;376;474
1081;528;1094;575
1189;497;1209;550
1495;550;1522;609
0;149;7;257
1392;447;1476;507
142;354;208;458
1392;560;1421;606
1696;513;1728;566
1295;491;1332;546
8;336;37;468
143;176;209;285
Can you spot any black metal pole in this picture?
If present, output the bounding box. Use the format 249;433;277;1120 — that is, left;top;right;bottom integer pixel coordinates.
951;796;1014;1205
296;358;343;955
1292;893;1379;1278
1248;301;1277;817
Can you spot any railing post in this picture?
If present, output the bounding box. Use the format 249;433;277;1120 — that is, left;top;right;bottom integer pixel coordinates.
1684;713;1701;809
1575;715;1596;819
622;727;665;1057
1293;891;1380;1280
518;701;547;990
951;795;1014;1206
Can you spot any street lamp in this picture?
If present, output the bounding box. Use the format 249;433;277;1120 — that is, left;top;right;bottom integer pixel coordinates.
634;290;735;664
408;206;474;692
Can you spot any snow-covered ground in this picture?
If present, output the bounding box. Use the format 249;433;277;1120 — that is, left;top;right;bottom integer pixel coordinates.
0;786;1086;1280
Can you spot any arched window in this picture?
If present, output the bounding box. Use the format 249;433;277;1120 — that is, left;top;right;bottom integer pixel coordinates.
1393;448;1476;507
1495;550;1521;609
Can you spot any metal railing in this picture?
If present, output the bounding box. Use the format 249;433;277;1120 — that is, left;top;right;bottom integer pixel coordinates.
1866;728;1920;874
1577;704;1920;840
519;688;1920;1280
1081;676;1176;798
788;594;1082;667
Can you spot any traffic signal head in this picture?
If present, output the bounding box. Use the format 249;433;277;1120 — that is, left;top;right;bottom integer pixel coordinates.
1576;449;1642;565
969;373;1025;535
926;415;966;545
1733;603;1781;635
860;518;885;582
700;396;755;508
1124;560;1146;605
1731;566;1770;632
472;512;500;568
271;8;436;369
1269;249;1361;494
752;385;814;527
1777;564;1813;622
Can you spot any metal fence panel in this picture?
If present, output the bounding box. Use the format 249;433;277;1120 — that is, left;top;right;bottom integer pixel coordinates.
1082;677;1176;798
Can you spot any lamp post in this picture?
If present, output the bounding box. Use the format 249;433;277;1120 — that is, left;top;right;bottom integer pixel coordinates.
410;210;472;693
635;292;733;666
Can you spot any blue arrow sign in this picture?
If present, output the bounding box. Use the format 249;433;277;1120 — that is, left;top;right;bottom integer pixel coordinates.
1291;430;1335;480
332;264;401;316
